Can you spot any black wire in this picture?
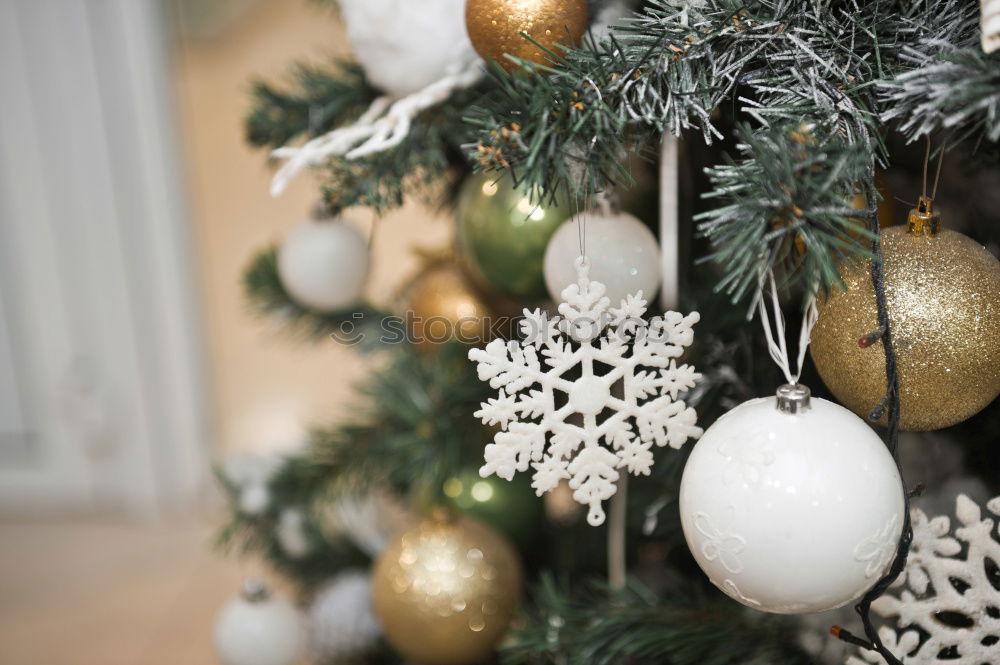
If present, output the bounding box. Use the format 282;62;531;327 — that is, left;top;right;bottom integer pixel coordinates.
832;170;913;665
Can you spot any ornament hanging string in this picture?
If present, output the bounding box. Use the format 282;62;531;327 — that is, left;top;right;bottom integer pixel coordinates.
831;167;915;665
754;269;818;386
269;61;482;196
585;190;634;590
921;136;946;202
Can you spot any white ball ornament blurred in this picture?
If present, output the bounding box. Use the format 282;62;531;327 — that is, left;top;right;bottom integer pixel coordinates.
544;211;661;305
338;0;479;97
307;571;380;662
222;454;282;516
679;384;905;614
276;508;312;559
214;580;308;665
277;216;369;312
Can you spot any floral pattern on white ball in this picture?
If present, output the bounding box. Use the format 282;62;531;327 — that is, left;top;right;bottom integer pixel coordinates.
468;256;702;526
846;494;1000;665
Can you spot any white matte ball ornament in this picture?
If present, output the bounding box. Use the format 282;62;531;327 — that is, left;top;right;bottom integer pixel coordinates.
277;218;369;312
338;0;478;98
679;385;905;614
544;211;661;305
307;571;380;661
214;581;308;665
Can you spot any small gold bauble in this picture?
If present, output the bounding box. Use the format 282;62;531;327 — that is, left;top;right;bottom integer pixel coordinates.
407;264;494;349
465;0;589;71
543;480;582;525
849;169;896;229
371;513;523;665
810;224;1000;431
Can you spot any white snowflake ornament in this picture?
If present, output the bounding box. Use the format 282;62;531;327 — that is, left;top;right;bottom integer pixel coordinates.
846;493;1000;665
468;256;702;526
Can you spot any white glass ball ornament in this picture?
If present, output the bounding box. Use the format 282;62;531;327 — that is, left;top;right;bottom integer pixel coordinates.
277;218;369;312
679;384;905;614
544;211;661;305
214;581;308;665
338;0;478;98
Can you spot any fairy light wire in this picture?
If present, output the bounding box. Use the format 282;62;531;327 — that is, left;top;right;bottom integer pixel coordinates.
831;166;914;665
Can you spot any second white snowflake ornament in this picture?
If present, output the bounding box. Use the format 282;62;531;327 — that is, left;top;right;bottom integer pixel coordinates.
846;493;1000;665
468;256;702;526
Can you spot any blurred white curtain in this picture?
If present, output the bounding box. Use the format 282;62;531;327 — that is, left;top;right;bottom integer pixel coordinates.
0;0;209;516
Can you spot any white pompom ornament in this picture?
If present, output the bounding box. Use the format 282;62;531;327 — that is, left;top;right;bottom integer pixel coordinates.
307;571;380;662
544;211;661;305
982;0;1000;53
277;217;369;312
214;581;308;665
338;0;478;97
679;384;905;614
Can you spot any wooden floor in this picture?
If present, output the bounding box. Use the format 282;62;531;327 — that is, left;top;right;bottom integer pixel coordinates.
0;516;243;665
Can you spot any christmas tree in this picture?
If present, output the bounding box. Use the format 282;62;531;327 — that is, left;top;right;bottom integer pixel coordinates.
212;2;1000;665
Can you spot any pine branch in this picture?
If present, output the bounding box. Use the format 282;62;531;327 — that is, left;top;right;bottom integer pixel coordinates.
213;459;371;588
243;1;991;300
318;124;461;214
502;575;814;665
466;0;988;299
697;122;875;301
881;42;1000;144
309;342;492;497
246;59;485;212
246;60;378;149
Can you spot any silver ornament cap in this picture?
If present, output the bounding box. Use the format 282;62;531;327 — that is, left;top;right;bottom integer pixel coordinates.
240;578;270;603
776;383;811;414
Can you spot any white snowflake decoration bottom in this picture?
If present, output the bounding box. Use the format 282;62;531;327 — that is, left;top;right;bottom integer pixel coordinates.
468;256;702;526
846;493;1000;665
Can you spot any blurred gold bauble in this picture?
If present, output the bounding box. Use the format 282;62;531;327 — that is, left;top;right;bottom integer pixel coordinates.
371;513;523;665
407;264;494;349
465;0;588;71
849;169;896;229
810;211;1000;431
543;480;582;525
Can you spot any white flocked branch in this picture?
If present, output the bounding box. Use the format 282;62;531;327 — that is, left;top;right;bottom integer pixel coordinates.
269;60;483;196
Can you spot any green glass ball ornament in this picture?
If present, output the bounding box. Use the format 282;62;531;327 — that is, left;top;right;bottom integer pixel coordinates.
441;468;542;546
456;172;574;300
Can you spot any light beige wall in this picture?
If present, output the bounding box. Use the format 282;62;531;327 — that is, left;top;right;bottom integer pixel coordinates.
174;0;450;458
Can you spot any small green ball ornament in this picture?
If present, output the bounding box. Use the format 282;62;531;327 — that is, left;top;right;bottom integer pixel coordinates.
456;173;574;300
441;468;542;545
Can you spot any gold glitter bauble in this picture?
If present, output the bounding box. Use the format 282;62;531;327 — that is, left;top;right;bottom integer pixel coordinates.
810;225;1000;431
371;513;523;665
465;0;588;71
407;264;494;349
